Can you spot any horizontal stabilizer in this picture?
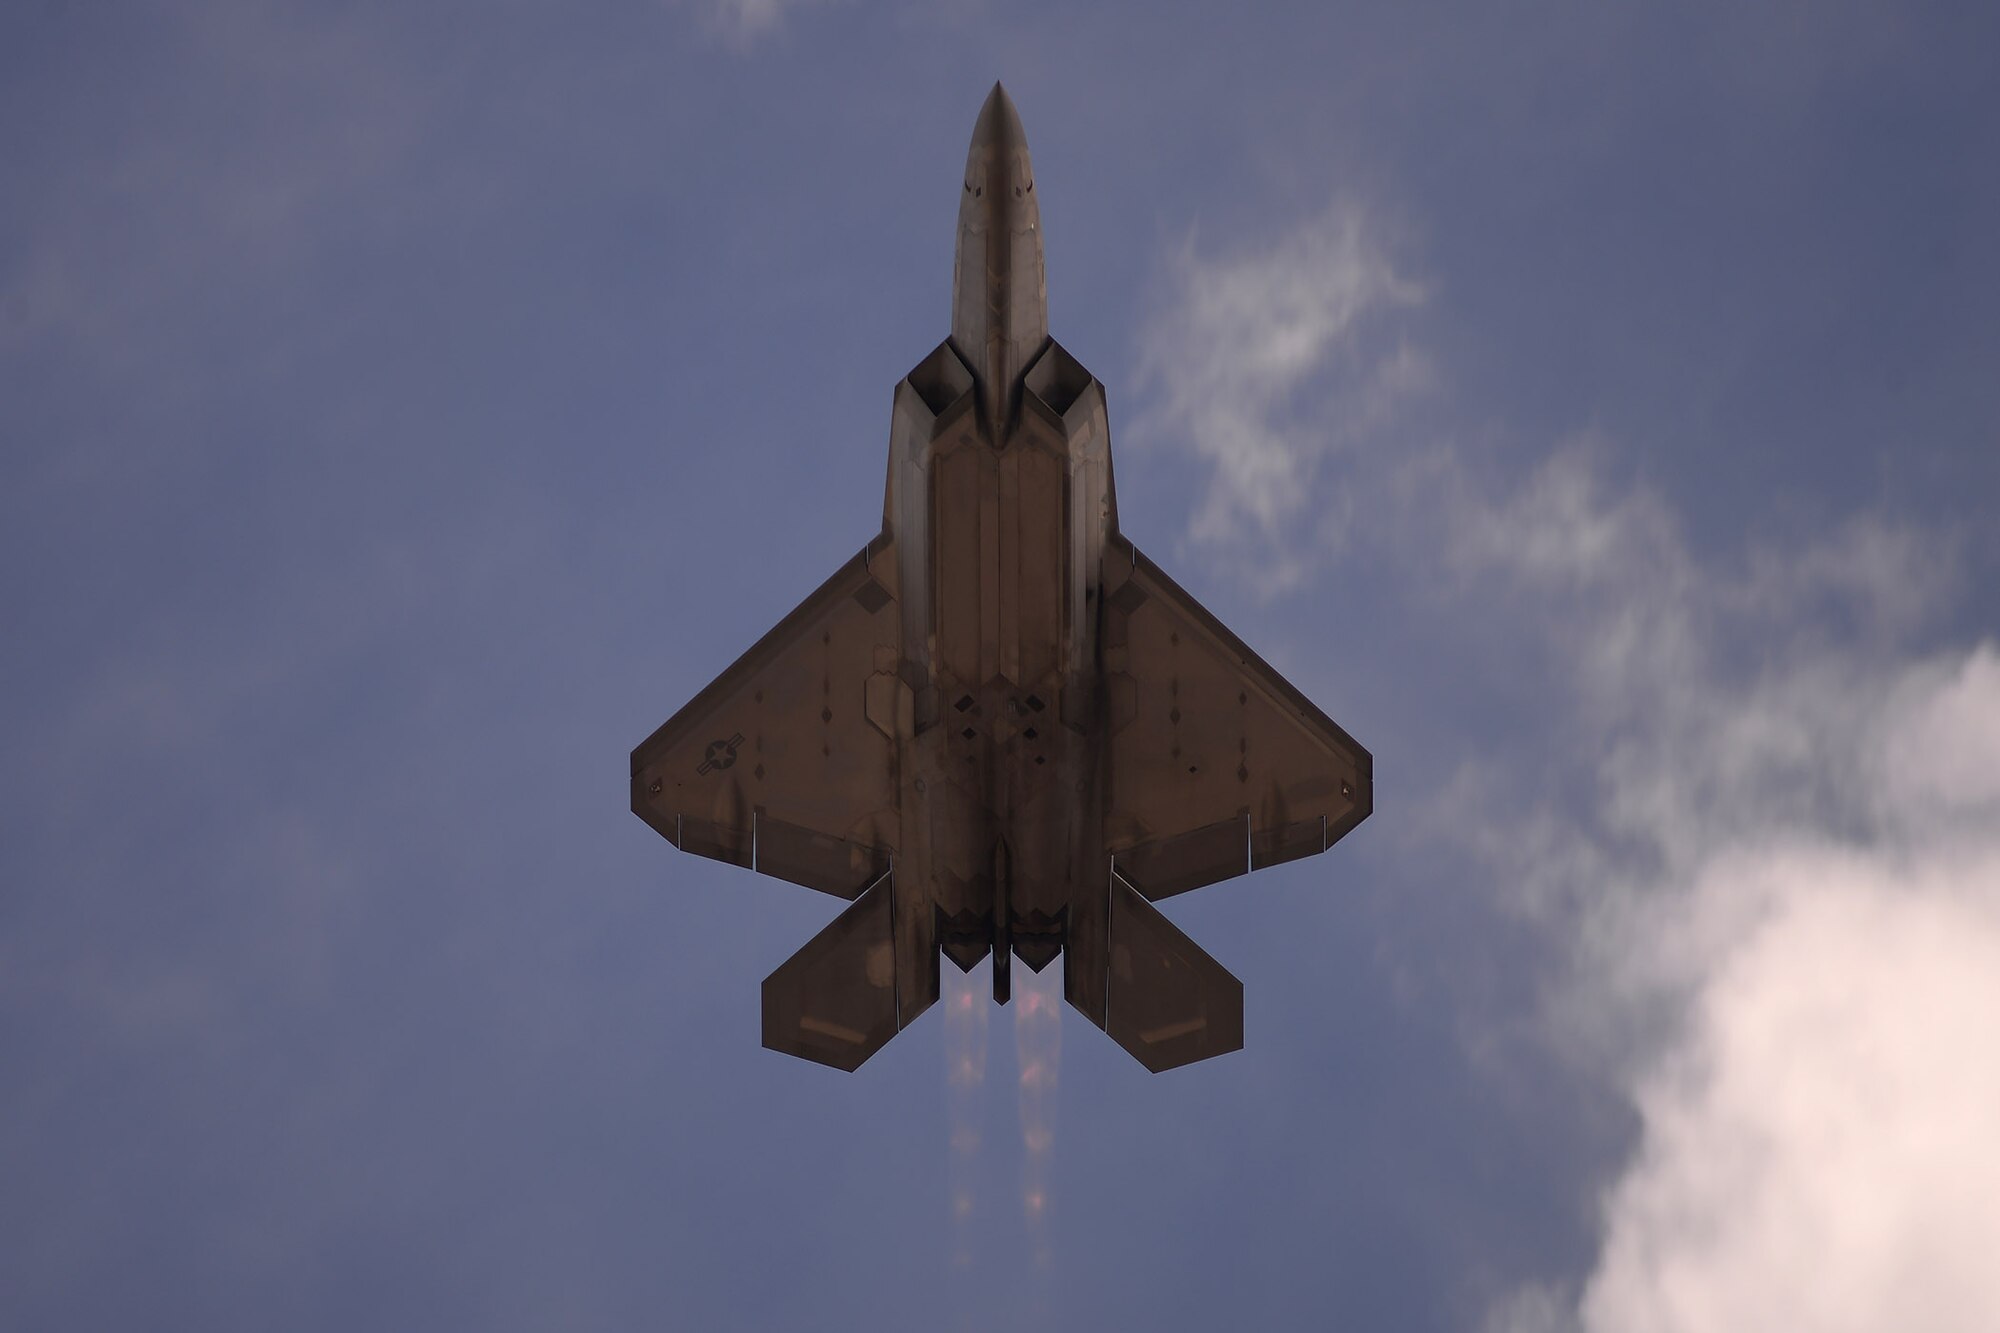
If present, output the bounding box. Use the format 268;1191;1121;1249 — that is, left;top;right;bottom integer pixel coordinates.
762;874;900;1071
1105;872;1243;1071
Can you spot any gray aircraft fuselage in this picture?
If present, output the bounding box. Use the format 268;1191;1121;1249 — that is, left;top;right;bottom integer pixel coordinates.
631;85;1371;1071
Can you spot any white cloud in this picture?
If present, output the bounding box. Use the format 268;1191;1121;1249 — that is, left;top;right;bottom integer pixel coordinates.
1132;200;1428;591
1582;837;2000;1333
1445;452;2000;1332
1878;647;2000;824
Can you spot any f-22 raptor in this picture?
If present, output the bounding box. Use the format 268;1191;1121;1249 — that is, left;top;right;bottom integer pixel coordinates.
632;85;1372;1071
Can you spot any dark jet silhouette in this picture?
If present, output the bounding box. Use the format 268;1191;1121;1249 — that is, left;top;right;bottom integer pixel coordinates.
632;85;1372;1071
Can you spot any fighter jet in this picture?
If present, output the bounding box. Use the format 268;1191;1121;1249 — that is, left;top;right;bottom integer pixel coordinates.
631;84;1372;1072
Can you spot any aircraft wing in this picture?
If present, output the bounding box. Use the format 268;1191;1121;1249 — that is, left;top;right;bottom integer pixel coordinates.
1101;534;1372;900
631;533;904;899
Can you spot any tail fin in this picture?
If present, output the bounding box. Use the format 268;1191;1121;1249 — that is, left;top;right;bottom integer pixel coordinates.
762;873;903;1071
1069;870;1244;1072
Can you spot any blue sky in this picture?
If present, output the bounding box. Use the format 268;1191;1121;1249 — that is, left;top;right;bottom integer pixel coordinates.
5;4;1998;1330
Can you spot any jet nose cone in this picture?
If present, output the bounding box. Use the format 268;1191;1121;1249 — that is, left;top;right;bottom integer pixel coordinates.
972;81;1025;154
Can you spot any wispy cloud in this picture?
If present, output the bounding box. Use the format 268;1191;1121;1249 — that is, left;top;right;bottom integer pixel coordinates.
694;0;838;46
1131;200;1429;592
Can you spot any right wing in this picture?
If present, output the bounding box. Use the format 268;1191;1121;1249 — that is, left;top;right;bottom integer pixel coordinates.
1104;870;1244;1071
1102;534;1372;900
630;534;904;899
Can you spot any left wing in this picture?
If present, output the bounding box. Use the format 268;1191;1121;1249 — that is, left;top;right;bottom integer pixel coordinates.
1101;534;1372;900
631;534;903;899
